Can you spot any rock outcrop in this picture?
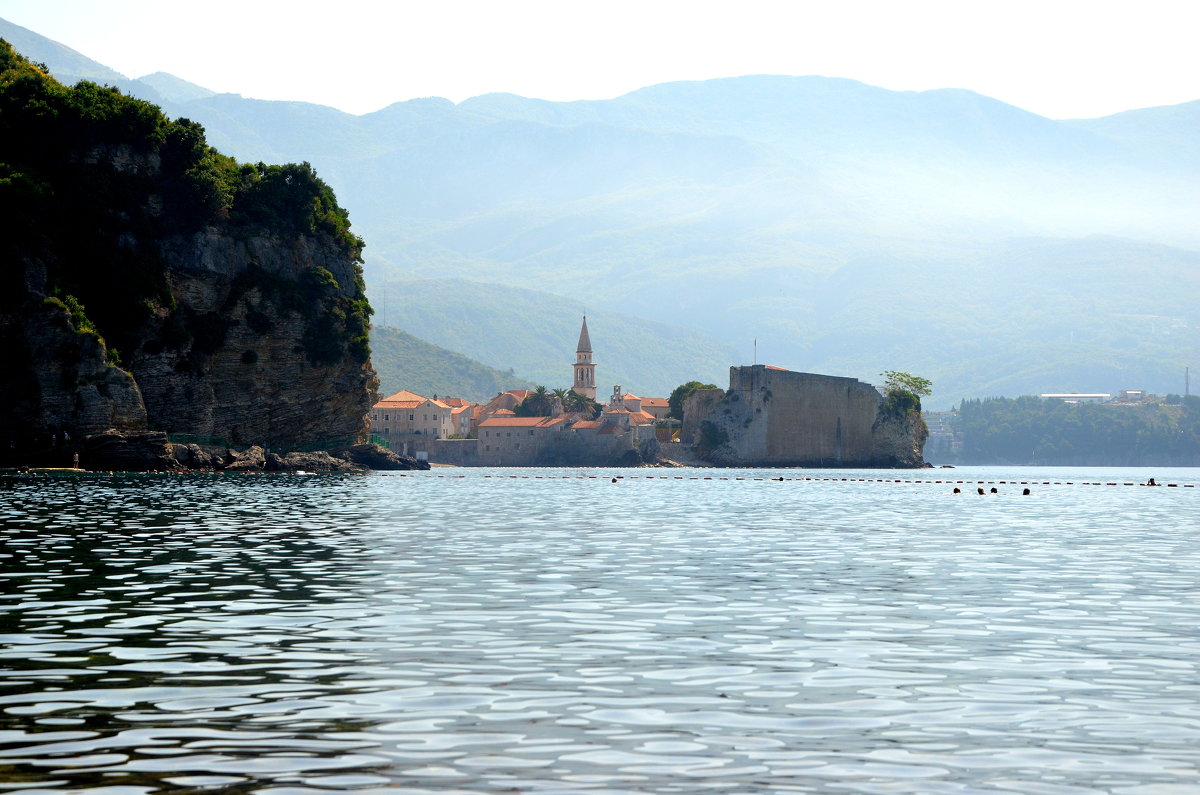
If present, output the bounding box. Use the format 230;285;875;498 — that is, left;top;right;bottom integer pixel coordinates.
335;443;430;471
0;43;377;467
73;431;427;472
1;298;147;444
82;430;176;472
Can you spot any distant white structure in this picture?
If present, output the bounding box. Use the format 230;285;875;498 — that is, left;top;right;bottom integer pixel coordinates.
1040;393;1111;403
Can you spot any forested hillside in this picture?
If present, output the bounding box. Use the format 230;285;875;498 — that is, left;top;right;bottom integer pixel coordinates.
956;396;1200;465
0;38;376;458
370;325;535;401
375;279;736;397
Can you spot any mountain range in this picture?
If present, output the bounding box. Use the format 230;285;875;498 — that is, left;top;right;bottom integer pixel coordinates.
4;16;1196;407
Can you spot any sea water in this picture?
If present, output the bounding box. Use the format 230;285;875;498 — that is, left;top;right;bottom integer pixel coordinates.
0;466;1198;794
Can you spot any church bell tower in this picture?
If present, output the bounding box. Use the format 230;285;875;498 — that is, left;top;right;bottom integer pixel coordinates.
572;315;596;400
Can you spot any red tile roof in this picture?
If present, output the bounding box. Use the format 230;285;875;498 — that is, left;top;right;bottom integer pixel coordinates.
479;416;568;428
641;397;668;407
374;388;453;410
379;389;427;403
374;399;422;409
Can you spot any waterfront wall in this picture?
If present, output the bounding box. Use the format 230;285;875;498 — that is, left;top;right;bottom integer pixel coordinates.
689;365;925;467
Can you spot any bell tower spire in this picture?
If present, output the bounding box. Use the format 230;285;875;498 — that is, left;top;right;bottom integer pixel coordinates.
572;315;596;400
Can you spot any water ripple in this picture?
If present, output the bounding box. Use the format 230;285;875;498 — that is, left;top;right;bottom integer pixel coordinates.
1;467;1198;792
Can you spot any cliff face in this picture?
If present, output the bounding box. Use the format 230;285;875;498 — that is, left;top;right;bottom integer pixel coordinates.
126;228;376;448
0;44;376;461
870;396;930;468
686;365;928;468
0;296;147;443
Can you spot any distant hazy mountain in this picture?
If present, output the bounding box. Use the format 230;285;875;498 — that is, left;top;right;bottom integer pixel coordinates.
9;18;1199;406
0;17;126;85
369;326;536;401
1066;101;1200;171
136;71;216;104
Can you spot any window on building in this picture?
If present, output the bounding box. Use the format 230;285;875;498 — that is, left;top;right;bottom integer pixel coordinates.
409;414;414;421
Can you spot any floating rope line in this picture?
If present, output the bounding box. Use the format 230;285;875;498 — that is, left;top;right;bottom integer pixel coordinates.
5;470;1192;487
379;473;1195;487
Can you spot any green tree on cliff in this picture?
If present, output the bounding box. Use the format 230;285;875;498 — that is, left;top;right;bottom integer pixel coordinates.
668;380;719;420
879;371;932;418
881;371;932;398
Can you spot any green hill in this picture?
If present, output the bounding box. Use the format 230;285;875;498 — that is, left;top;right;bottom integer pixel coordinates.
376;279;737;398
0;40;374;454
370;325;535;401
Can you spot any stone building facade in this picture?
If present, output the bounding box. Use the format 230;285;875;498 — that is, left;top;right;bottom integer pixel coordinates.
370;389;454;457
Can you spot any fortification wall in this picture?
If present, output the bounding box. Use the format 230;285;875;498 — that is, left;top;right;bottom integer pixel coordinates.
681;388;726;445
700;366;894;467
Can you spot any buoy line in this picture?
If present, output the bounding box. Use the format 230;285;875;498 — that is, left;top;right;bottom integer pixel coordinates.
6;470;1191;488
377;472;1195;488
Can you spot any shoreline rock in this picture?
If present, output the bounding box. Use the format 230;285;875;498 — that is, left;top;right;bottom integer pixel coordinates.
72;430;429;473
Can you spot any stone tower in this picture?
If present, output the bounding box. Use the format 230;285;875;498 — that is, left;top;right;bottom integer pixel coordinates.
572;315;597;400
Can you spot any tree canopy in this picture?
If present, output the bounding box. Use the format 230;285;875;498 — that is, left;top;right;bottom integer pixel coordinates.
881;371;933;398
0;39;370;366
668;381;720;420
875;371;930;418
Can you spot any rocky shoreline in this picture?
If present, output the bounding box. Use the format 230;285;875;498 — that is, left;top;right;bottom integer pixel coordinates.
7;430;429;473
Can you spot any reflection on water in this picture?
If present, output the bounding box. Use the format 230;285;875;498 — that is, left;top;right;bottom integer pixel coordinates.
1;467;1198;793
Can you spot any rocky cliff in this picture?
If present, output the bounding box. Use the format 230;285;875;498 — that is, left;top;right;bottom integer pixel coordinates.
684;365;928;468
0;42;377;466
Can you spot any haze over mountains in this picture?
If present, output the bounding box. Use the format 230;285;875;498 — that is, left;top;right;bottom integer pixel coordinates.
6;16;1197;407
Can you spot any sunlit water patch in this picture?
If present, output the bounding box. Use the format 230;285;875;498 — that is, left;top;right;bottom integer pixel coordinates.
0;467;1198;793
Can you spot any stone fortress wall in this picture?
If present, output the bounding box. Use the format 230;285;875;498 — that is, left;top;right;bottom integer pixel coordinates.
687;365;925;468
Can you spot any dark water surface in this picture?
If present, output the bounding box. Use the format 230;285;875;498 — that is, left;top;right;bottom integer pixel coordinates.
1;467;1198;794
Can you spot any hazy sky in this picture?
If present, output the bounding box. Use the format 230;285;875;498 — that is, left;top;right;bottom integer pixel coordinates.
0;0;1196;119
